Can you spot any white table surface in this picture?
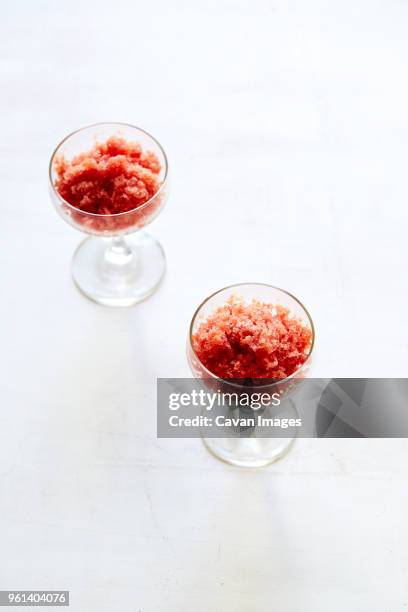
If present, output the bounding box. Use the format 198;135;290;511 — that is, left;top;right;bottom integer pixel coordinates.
1;1;408;610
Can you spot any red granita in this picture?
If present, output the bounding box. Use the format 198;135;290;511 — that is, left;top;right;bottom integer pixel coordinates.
192;296;312;380
53;136;162;233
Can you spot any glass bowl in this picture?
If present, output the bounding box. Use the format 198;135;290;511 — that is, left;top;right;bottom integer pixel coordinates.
187;283;315;467
49;122;169;306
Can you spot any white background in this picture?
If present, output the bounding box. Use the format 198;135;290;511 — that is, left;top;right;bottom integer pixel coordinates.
1;0;408;610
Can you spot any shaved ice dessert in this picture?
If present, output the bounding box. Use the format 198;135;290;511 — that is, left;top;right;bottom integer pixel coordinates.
192;296;312;380
53;136;163;233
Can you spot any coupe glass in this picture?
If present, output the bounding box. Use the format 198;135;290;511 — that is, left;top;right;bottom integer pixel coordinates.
49;122;169;306
187;283;315;467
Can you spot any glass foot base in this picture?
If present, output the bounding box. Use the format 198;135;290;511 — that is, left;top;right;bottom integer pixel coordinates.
72;232;166;307
202;436;294;467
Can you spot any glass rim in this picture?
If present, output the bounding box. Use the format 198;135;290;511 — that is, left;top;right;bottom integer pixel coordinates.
188;282;316;389
48;121;169;218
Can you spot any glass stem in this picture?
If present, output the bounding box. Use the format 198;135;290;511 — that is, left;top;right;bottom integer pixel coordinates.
105;236;133;266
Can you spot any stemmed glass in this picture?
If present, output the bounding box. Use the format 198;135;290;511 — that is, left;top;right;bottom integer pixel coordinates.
187;283;315;467
49;122;169;306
